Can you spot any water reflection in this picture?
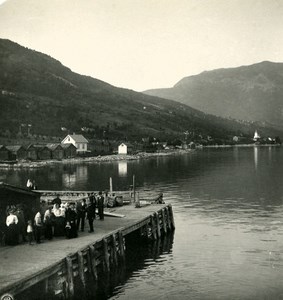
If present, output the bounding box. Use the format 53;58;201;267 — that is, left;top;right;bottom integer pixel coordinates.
3;148;283;299
254;146;258;170
118;161;128;176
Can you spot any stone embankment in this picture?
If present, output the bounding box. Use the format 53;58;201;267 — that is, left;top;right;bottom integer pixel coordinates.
0;150;193;169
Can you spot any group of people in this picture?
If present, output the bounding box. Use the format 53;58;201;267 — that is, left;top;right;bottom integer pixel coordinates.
4;192;105;246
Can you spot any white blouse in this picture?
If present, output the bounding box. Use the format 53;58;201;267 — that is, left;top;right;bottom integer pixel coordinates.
52;205;65;217
6;214;18;226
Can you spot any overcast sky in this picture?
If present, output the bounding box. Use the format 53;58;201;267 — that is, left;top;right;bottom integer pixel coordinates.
0;0;283;91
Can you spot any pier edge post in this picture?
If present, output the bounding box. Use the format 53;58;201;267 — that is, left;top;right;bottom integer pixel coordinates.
150;215;157;240
155;212;161;238
166;206;171;231
112;233;118;266
161;208;167;234
118;231;125;260
78;251;86;287
89;245;98;280
168;205;175;229
66;256;74;299
103;238;110;272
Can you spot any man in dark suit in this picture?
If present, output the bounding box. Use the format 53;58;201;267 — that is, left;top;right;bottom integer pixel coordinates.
97;191;104;220
76;199;87;231
87;193;96;232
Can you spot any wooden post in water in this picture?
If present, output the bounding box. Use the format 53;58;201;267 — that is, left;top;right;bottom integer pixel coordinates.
165;206;171;231
109;177;113;196
161;208;167;234
169;205;175;229
66;256;74;298
89;245;98;280
150;214;157;240
86;249;92;276
78;251;86;287
103;238;110;272
118;231;125;261
44;277;49;295
133;174;135;202
112;234;118;266
155;212;161;238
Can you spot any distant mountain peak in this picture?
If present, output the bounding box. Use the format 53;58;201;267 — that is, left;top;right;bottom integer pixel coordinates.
144;61;283;132
2;38;272;142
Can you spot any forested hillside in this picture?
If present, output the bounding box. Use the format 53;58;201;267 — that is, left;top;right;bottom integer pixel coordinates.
0;39;280;144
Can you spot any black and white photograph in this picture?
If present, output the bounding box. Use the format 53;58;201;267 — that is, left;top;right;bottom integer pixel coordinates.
1;0;283;299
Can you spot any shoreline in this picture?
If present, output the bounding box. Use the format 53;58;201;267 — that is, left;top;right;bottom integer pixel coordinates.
0;143;281;169
203;143;281;148
0;149;193;169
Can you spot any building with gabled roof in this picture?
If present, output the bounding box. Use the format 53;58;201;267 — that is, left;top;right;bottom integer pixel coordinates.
61;143;77;158
61;134;89;153
0;145;12;161
46;143;64;159
33;145;52;160
6;145;27;160
26;145;37;160
118;143;134;155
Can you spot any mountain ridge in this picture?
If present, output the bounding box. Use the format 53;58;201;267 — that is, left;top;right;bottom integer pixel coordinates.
144;61;283;132
0;39;281;144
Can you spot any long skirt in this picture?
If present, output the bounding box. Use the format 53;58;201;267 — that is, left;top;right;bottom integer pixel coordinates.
5;224;19;245
54;217;65;237
66;221;78;239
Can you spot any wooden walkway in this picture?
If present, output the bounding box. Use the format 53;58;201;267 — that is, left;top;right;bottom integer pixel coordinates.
0;203;174;299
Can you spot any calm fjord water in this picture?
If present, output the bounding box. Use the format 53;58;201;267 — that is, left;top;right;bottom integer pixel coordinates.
2;146;283;299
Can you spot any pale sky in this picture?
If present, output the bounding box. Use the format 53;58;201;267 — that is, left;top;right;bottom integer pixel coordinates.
0;0;283;91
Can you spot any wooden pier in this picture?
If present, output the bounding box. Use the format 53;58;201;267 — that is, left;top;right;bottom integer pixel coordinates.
0;203;174;299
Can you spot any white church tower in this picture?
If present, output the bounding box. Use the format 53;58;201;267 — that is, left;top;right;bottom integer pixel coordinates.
253;130;261;141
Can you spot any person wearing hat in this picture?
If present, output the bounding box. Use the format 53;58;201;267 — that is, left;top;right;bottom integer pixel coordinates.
76;198;87;231
87;193;96;232
97;191;104;220
52;194;62;206
65;202;78;239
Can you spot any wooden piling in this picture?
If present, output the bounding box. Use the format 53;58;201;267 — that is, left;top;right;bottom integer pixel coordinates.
78;251;86;287
133;174;135;202
103;238;110;272
112;233;118;266
161;208;167;234
165;206;171;230
86;248;92;276
150;215;157;240
89;245;98;280
66;256;74;298
118;231;125;260
169;205;175;229
109;177;113;195
44;277;49;294
155;212;161;238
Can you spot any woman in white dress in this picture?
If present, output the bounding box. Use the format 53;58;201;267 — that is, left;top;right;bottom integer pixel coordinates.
5;209;19;245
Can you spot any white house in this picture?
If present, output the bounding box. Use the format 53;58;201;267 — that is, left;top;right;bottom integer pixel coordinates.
118;143;128;155
61;134;89;153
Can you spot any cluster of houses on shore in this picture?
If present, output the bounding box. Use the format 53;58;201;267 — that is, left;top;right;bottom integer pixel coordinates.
0;134;142;162
0;134;88;162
